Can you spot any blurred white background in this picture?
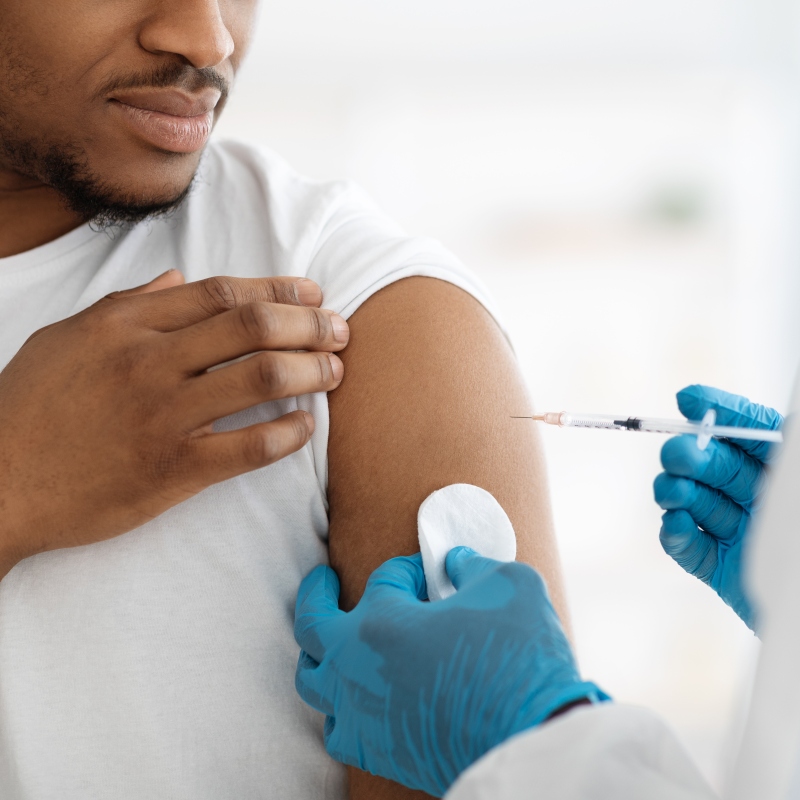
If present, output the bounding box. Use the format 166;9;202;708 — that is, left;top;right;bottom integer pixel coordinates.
216;0;800;790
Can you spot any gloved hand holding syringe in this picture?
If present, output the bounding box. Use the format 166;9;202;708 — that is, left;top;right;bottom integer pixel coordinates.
514;406;783;450
520;384;787;630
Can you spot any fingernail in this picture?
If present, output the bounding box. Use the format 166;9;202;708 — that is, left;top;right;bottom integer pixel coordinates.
303;412;316;437
331;314;349;344
295;279;322;306
328;353;344;382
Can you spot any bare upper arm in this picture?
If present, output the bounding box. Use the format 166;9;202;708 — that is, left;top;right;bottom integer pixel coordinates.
327;276;568;799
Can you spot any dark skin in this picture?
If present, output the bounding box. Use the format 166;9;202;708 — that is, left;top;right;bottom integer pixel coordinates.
0;0;249;256
0;2;568;798
0;0;350;577
330;277;566;799
0;272;350;578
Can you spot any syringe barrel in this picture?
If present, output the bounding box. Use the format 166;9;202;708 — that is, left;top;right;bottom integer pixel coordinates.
542;412;566;426
561;413;626;430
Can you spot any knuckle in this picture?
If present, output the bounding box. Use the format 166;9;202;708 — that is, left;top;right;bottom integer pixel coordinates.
199;276;240;313
314;353;332;384
23;319;59;344
504;561;543;590
253;353;288;395
239;302;276;343
307;308;327;345
260;279;281;304
106;343;150;385
695;490;714;517
140;434;199;491
145;442;186;483
290;413;312;444
242;428;280;466
92;297;131;329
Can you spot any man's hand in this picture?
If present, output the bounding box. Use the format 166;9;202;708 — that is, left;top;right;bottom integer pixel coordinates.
0;270;349;579
294;548;606;798
653;385;784;631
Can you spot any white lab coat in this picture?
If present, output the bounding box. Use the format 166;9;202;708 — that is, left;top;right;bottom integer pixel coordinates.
446;378;800;800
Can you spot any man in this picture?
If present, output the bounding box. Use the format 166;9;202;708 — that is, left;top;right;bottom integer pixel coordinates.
293;386;792;799
0;2;564;799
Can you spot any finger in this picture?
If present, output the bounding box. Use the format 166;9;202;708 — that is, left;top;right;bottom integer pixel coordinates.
322;716;343;764
323;716;361;771
445;546;504;591
167;301;349;373
295;650;336;716
184;352;343;426
660;510;718;584
677;385;783;462
189;410;315;487
363;554;428;602
107;269;186;298
108;276;324;332
294;564;344;662
653;473;745;540
660;435;763;508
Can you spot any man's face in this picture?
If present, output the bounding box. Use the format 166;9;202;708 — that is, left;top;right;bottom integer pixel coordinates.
0;0;257;224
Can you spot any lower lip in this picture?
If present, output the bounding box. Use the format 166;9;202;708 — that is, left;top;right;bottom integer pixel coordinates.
111;101;213;154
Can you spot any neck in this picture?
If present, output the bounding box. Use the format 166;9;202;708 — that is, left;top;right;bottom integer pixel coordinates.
0;167;85;259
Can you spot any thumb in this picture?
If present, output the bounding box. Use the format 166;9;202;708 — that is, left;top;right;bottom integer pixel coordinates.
25;269;188;344
108;269;186;298
294;565;344;662
677;385;783;463
445;546;504;591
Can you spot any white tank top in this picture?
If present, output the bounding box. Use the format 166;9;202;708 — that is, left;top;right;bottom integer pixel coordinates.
0;140;500;799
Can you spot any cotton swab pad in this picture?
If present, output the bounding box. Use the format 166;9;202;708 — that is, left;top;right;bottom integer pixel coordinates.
417;483;517;602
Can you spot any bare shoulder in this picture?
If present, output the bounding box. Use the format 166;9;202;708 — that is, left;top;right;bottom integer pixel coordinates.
327;276;568;800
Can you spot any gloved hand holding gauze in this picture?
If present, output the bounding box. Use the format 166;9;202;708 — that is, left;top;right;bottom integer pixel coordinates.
293;481;608;797
418;483;517;601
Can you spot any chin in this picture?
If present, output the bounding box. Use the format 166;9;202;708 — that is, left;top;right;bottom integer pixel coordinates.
63;178;195;227
47;146;200;226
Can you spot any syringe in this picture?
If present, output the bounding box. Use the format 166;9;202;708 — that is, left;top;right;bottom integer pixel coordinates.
513;410;783;450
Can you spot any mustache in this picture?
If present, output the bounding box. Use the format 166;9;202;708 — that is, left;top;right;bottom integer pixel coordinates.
96;62;229;101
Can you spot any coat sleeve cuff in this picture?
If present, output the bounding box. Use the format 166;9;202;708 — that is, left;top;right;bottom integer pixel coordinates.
445;703;717;800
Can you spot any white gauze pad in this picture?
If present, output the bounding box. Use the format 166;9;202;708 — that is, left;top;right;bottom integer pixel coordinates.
417;483;517;602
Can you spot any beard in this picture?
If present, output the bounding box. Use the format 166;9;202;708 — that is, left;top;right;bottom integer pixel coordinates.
0;132;194;229
0;54;226;230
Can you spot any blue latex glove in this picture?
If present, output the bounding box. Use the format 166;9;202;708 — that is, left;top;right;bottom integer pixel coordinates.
294;548;606;797
653;385;784;631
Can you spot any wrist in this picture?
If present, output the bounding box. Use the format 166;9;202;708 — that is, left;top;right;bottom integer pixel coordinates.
527;681;611;730
546;697;593;721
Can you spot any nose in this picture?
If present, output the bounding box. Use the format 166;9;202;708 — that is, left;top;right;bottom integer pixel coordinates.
139;0;235;69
